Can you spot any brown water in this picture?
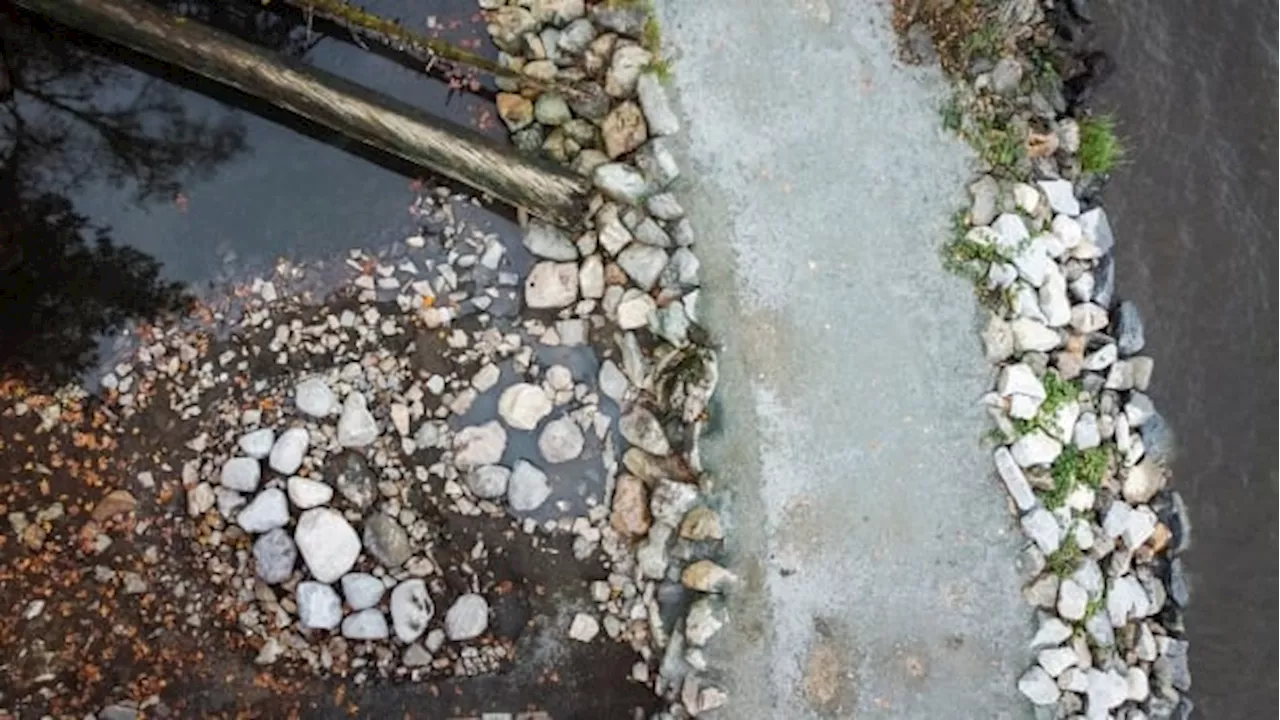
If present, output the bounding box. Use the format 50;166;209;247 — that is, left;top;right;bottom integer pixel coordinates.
1092;1;1278;716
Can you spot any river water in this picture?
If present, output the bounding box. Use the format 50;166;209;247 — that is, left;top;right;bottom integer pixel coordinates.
1092;1;1278;717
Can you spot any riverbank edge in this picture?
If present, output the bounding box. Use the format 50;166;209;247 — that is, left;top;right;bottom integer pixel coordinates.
896;2;1194;718
478;0;731;716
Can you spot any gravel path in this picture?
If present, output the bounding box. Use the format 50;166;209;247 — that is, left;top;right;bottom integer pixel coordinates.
658;1;1030;716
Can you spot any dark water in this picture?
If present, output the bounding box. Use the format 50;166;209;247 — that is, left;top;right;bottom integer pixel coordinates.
1;0;505;386
1093;1;1278;717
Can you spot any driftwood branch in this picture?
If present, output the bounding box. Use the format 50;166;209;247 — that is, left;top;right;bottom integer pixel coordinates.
16;0;589;225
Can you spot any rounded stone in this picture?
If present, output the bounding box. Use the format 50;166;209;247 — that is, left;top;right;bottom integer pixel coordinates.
268;427;309;475
294;508;361;583
498;383;553;430
507;460;552;512
340;572;384;611
220;456;261;492
295;376;337;417
538;416;585;463
390;579;434;643
237;428;275;459
253;528;297;584
466;465;511;500
237;488;289;533
286;476;333;509
444;593;489;641
296;581;342;630
341;608;390;640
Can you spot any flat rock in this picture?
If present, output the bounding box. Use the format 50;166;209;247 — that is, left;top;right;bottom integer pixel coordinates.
444;593;489;641
1057;578;1089;621
331;450;376;509
523;221;578;260
1038;179;1081;216
337;392;378;448
286;476;332;509
498;383;553;430
295;508;361;583
453;421;508;469
508;460;552;511
268;427;309;475
569;612;600;642
579;255;605;298
296;581;342;630
1011;318;1062;352
341;608;389;640
253;528;297;584
1086;668;1129;716
340;572;384;611
363;513;411;568
616;288;657;329
1010;430;1062;467
1020;507;1062;554
617;243;668;291
620;406;670;455
610;475;652;537
525;261;579;308
1017;666;1061;705
466;465;511;499
593;162;649;205
993;447;1036;511
238;428;275;459
538;415;585;463
637;73;679;136
390;579;434;643
295;377;337;417
220;457;261;492
237;488;289;533
1123;458;1164;503
602;101;648;158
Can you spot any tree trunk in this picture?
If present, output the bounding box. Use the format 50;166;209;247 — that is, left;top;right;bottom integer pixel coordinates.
14;0;589;226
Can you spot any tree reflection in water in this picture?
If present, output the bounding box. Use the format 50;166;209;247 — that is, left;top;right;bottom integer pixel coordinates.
0;7;255;386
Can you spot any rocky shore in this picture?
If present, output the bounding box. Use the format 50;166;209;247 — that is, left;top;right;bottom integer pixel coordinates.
900;1;1194;718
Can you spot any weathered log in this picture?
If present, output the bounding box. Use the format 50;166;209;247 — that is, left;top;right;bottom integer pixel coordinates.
15;0;589;226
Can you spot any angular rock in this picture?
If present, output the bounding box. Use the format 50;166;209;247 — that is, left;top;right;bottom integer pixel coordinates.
444;593;489;641
558;17;596;54
498;383;553;430
453;421;508;469
1078;208;1115;254
523;221;578;260
342;608;389;640
340;572;384;611
533;93;572;126
993;447;1036;511
337;392;378;448
591;3;646;36
295;377;337;417
1073;412;1101;449
633;138;680;187
296;581;342;630
679;506;725;541
1123;459;1165;503
579;254;605;298
599;359;629;402
637;73;679;135
998;363;1046;420
253;528;297;584
538;415;585;463
1017;666;1061;705
684;597;725;646
620;406;670;455
238;428;275;459
1010;430;1062;467
568;612;600;641
681;560;736;593
1011;318;1061;352
1039;269;1071;327
1020;507;1062;554
467;465;510;499
187;482;216;517
1057;578;1089;621
610;475;651;537
1114;300;1146;356
1086;668;1129;716
525;261;579;308
617;243;668;291
220;457;261;492
268;427;309;475
390;579;434;643
650;478;699;527
650;302;690;346
508;460;552;511
605;45;651;97
295;508;362;583
1030;617;1073;648
969;175;999;226
238;488;289;533
981;314;1015;362
1038;179;1081;216
594;162;649;205
1038;646;1078;677
616;288;657;329
363;513;411;568
602;101;647;158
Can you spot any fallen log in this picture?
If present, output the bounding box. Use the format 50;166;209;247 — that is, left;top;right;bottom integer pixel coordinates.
15;0;590;226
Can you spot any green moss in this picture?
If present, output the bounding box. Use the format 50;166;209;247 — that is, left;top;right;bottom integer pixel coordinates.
1045;536;1082;577
960;21;1004;67
1078;115;1125;174
1043;445;1111;509
646;57;673;81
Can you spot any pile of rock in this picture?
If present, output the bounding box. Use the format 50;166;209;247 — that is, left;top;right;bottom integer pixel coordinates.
481;0;729;714
950;21;1194;717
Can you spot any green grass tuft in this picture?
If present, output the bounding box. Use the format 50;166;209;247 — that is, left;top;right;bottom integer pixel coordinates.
1045;537;1082;577
1078;115;1125;174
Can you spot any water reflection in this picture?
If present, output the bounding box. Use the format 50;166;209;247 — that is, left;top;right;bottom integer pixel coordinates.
0;11;249;385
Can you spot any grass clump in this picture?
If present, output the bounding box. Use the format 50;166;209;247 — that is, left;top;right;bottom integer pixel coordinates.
1043;445;1110;509
1078;115;1125;174
1045;537;1082;577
